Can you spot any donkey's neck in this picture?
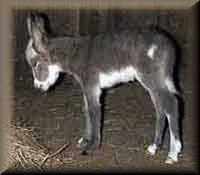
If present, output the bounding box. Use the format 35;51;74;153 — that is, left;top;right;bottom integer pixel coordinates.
50;36;90;75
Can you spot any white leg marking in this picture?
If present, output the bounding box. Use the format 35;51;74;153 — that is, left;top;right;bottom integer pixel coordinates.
165;77;178;94
78;137;84;144
94;86;102;98
166;114;182;164
147;144;157;155
147;44;158;59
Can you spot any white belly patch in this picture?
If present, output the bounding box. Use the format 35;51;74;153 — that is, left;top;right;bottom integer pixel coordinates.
99;66;136;88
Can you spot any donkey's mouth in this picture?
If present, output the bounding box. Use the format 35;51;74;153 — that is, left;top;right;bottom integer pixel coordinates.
34;75;59;91
34;80;50;91
40;84;50;91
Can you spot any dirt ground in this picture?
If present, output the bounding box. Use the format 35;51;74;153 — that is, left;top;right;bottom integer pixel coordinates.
7;8;199;173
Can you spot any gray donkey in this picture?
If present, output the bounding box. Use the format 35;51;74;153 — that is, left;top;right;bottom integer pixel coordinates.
25;13;182;164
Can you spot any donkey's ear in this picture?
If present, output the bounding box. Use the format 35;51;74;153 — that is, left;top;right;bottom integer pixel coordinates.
26;13;48;54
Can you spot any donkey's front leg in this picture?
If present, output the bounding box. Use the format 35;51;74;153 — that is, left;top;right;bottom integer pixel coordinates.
78;86;102;154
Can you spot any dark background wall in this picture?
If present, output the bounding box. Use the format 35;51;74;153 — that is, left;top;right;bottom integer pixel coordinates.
13;9;190;52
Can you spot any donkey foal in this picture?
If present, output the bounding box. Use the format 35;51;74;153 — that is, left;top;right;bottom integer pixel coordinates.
25;14;182;164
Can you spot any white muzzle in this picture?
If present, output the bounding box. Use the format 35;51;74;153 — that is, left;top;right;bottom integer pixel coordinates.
34;64;61;91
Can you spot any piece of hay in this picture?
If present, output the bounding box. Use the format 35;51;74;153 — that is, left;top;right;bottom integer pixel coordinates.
8;124;69;171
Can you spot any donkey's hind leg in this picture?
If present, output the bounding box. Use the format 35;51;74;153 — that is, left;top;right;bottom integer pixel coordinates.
147;87;182;164
137;72;182;163
146;89;167;156
163;89;182;164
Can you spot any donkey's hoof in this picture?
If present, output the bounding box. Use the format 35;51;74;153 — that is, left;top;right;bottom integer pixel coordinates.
77;137;89;149
146;144;157;156
77;137;100;153
165;157;178;164
165;147;181;164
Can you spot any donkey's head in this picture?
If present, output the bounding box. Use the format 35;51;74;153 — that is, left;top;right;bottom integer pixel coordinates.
25;14;62;91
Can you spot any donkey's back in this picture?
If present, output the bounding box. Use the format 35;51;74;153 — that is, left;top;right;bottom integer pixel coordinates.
86;29;177;94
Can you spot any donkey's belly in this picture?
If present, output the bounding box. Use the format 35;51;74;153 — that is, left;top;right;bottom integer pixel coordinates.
99;66;137;88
